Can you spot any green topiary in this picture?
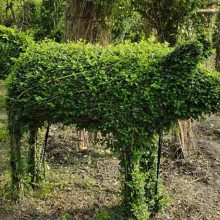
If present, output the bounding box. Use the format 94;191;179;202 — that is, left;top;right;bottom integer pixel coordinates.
6;37;220;218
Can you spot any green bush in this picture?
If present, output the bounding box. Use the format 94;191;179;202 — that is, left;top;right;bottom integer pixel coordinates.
7;37;219;130
0;25;32;79
6;37;220;218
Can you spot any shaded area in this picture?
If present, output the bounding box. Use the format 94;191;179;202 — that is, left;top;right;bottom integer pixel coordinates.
0;113;220;219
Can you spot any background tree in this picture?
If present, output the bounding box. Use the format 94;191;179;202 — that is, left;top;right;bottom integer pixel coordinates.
64;0;113;43
215;11;220;71
35;0;66;41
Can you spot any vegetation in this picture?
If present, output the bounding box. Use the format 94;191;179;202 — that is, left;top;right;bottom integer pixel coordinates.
6;36;220;218
0;0;220;219
0;25;32;79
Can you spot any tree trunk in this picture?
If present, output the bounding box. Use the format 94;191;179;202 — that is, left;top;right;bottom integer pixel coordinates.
65;0;112;150
215;12;220;71
65;0;111;43
171;120;195;159
28;126;38;185
10;121;23;199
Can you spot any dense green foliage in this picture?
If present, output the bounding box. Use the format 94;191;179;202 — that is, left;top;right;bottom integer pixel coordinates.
131;0;212;45
8;39;169;130
0;0;65;41
7;37;220;218
35;0;66;41
0;25;32;79
0;0;42;29
7;37;219;130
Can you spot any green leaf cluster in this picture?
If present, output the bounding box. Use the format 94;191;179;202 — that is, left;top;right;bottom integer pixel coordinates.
0;25;32;79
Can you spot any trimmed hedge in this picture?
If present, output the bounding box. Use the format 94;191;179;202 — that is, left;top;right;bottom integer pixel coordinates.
8;38;219;130
7;37;220;218
0;25;32;79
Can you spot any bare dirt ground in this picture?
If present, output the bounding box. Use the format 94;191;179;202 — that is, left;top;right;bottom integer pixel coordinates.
0;113;220;220
154;114;220;220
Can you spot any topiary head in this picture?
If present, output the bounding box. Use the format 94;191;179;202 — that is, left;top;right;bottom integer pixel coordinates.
151;37;219;129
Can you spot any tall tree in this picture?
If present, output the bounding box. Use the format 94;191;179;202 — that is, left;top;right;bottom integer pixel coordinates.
132;0;207;46
65;0;113;43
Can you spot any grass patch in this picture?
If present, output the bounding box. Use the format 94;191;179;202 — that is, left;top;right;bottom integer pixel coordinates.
92;208;123;220
0;123;8;142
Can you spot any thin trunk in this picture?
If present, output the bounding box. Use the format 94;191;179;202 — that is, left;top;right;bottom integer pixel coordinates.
122;145;133;215
37;123;50;181
5;0;9;22
10;3;16;24
155;132;163;195
216;12;220;71
28;126;38;185
10;121;23;199
42;123;50;180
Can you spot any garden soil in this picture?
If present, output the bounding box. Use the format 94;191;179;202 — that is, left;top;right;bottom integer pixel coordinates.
0;114;220;220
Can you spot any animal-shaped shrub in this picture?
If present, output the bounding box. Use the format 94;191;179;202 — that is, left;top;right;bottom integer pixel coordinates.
0;25;32;79
7;37;220;219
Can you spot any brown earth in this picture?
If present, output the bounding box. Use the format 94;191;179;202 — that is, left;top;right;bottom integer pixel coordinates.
0;114;220;220
154;114;220;220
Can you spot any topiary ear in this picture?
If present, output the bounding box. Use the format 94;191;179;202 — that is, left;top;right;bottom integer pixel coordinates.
161;36;212;75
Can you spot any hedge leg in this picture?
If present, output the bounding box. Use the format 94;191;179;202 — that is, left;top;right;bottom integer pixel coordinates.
122;146;151;220
28;126;38;186
121;136;160;219
10;122;23;199
141;139;158;213
121;145;133;217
